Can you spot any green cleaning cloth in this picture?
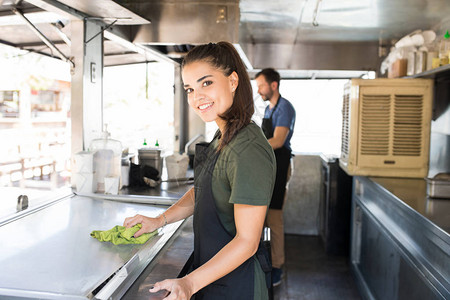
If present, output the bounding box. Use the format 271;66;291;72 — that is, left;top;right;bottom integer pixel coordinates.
90;224;158;245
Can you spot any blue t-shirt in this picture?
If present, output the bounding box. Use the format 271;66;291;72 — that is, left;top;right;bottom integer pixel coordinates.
264;96;296;151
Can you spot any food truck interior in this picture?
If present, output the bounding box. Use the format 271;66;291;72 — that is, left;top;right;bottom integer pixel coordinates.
0;0;449;299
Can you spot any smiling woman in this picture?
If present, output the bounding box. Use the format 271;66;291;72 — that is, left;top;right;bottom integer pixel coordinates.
182;62;236;128
182;42;254;151
122;42;275;300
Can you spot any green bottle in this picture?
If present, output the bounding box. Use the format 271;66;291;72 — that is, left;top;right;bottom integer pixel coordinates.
143;139;147;146
438;30;450;66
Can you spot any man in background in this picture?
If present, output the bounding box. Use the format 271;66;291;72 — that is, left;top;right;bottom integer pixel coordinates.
255;68;296;287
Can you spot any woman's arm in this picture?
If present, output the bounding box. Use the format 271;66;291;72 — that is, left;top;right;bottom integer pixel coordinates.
150;203;267;299
123;186;196;237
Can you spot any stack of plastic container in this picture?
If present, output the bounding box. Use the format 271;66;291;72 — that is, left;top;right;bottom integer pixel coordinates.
165;153;189;180
380;29;450;77
90;128;122;194
73;151;94;194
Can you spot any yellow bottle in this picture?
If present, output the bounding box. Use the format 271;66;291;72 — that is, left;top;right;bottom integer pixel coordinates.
438;30;450;66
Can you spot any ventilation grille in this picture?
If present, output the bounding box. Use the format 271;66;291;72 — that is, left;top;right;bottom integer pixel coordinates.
340;78;432;178
360;94;390;155
341;93;350;157
393;95;423;156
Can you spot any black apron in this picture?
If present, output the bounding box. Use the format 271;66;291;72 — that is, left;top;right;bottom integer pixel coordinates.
261;98;292;210
184;140;271;299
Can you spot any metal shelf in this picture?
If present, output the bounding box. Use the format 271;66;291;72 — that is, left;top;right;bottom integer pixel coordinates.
407;64;450;79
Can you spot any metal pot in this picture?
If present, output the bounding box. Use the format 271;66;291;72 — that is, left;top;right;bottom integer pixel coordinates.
138;148;162;176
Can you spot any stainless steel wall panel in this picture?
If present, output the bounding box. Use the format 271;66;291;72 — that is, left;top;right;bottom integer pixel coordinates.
284;155;321;235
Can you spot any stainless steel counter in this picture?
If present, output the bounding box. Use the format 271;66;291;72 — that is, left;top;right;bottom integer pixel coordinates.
0;187;72;221
370;177;450;234
122;217;194;300
351;176;450;299
0;191;188;299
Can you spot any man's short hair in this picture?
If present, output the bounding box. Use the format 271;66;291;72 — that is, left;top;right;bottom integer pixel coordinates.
255;68;281;89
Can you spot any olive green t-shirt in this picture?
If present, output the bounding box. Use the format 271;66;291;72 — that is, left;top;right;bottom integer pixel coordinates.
210;122;276;300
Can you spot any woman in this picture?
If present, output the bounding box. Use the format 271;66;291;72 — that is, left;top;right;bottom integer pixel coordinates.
123;41;276;300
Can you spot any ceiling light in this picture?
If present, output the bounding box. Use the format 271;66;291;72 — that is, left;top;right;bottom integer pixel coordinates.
216;6;227;23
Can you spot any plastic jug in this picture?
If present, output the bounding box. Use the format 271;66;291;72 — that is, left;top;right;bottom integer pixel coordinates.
165;153;189;179
90;127;122;193
438;30;450;66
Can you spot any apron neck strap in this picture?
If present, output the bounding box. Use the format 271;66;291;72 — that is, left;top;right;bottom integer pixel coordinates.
269;95;281;118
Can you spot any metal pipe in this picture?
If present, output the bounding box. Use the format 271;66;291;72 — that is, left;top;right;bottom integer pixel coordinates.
51;21;71;47
312;0;322;27
184;134;205;154
11;7;74;68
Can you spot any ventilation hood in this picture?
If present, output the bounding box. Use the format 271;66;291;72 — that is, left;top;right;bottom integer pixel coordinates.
1;0;450;76
113;0;378;73
128;0;240;45
113;0;450;74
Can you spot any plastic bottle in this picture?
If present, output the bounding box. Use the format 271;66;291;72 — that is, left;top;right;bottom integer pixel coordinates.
90;125;122;192
143;139;147;146
426;43;439;71
438;30;450;66
155;139;159;147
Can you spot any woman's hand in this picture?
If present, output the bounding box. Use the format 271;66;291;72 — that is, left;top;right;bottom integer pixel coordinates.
123;187;195;238
123;214;163;237
150;277;195;300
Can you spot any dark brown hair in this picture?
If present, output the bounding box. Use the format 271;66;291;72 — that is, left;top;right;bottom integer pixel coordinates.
182;41;254;151
255;68;281;89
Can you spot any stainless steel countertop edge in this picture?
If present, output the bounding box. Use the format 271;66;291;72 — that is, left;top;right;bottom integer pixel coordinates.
93;220;184;300
75;192;178;206
0;188;73;227
368;177;450;238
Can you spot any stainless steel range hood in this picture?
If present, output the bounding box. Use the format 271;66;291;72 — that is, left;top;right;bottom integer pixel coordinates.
112;0;450;74
111;0;379;72
129;1;240;45
2;0;450;74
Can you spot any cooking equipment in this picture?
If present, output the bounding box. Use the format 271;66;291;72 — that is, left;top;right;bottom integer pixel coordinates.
427;173;450;199
319;155;353;255
138;148;162;176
